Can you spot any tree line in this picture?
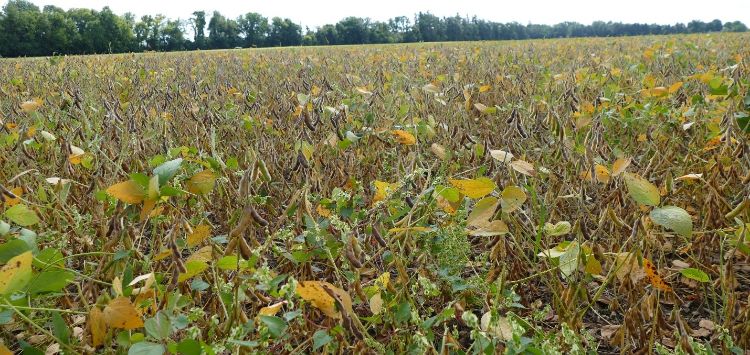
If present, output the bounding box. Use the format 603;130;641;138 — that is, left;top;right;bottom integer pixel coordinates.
0;0;747;57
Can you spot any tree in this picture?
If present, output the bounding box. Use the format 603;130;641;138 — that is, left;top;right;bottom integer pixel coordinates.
238;12;268;47
0;0;44;56
208;11;240;49
267;17;301;47
191;11;207;49
723;21;748;32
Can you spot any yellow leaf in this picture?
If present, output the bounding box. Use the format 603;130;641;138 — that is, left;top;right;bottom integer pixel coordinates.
388;226;433;234
186;170;217;195
69;145;85;165
373;180;398;204
374;272;390;290
0;251;33;295
106;180;146;204
449;177;496;199
392;130;416;145
316;204;332;218
668;81;683;94
479;84;491;93
594;164;611;183
187;224;211;247
186;245;213;263
296;281;353;319
611;157;631;176
103;297;143;330
88;307;107;347
500;186;526;213
675;173;703;181
467;197;500;228
152;249;172;261
3;186;22;207
0;344;12;355
585;255;603;275
259;301;287;316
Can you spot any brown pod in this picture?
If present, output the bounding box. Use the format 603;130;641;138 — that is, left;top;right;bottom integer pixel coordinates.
345;244;363;268
238;236;253;260
372;227;387;247
249;206;269;227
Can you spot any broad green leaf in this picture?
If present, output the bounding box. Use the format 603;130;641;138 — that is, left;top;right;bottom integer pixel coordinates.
0;239;31;264
176;339;201;355
144;312;171;340
128;341;165;355
178;260;209;282
27;270;74;294
153;158;183;185
259;315;287;337
650;206;692;238
623;172;660;206
313;330;333;350
680;268;710;283
4;204;40;226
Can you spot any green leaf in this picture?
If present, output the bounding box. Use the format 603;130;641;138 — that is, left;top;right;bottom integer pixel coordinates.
27;270;74;294
128;341;165;355
33;248;64;269
176;339;202;355
650;206;692;238
4;204;40;226
0;239;31;264
177;260;208;283
395;302;411;323
259;315;287;337
216;255;244;270
680;268;710;283
623;172;660;206
144;311;171;340
51;311;70;345
153;158;183;185
313;329;333;350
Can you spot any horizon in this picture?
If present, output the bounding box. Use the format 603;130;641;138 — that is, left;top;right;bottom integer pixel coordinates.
22;0;750;29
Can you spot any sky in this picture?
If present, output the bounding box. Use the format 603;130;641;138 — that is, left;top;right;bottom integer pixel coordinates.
23;0;750;29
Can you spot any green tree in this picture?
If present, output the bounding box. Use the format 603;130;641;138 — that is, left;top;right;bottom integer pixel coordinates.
238;13;268;47
191;11;207;49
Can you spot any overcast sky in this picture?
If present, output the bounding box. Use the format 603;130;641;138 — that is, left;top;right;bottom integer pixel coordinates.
24;0;750;29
